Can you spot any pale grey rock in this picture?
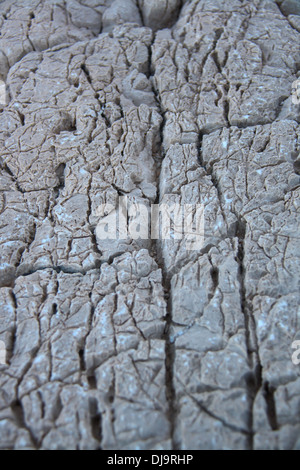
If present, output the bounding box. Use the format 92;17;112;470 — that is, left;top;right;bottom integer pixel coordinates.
0;0;107;79
288;14;300;31
0;0;300;451
102;0;142;32
0;251;169;450
152;0;300;145
137;0;182;31
158;143;235;275
278;0;300;16
1;25;161;274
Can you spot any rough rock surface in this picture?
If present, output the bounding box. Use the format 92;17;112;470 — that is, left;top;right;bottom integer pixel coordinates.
0;0;299;450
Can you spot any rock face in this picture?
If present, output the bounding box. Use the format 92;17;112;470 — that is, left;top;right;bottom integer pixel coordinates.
0;0;299;450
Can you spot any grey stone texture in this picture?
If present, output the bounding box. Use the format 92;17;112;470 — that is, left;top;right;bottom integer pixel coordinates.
0;0;299;450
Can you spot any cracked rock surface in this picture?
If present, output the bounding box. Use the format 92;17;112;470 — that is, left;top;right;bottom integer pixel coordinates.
0;0;300;450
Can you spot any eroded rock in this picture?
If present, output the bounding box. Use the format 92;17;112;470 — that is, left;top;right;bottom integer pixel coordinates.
0;0;300;451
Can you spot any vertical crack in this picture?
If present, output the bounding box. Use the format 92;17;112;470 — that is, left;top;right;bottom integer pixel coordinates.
87;373;97;390
81;63;92;85
78;348;86;372
84;292;97;383
11;399;39;449
236;218;267;449
149;36;178;449
6;290;18;364
149;35;180;450
164;279;179;450
55;163;66;192
135;0;145;26
263;381;278;432
151;239;178;450
89;397;102;449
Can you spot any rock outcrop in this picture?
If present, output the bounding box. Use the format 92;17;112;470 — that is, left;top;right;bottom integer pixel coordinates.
0;0;299;450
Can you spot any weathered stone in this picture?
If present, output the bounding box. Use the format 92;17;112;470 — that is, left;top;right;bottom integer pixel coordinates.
0;0;300;451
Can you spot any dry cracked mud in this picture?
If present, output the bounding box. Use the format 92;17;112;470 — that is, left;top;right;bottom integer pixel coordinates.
0;0;300;450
